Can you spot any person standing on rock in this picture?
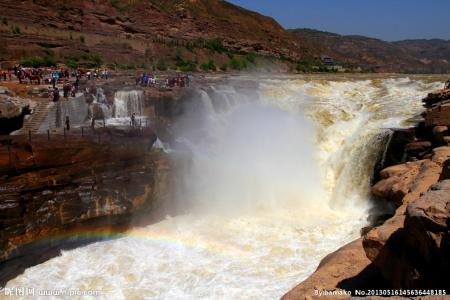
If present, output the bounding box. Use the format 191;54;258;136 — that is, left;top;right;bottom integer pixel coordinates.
65;116;70;131
63;81;70;99
70;84;76;97
52;87;60;102
445;80;450;90
131;113;136;127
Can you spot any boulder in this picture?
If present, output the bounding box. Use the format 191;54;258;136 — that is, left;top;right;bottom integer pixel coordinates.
370;181;450;289
365;147;450;267
282;239;377;300
432;126;449;145
404;140;433;159
372;160;425;205
422;90;450;108
444;136;450;146
423;102;450;127
440;159;450;180
0;95;35;119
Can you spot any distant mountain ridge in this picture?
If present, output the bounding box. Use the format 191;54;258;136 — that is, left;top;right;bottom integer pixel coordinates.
291;28;450;73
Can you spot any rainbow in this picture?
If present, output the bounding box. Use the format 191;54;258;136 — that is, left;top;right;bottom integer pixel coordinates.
24;225;246;259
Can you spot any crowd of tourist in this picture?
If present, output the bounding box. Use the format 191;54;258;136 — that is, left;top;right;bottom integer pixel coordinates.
136;73;190;88
0;65;110;84
1;64;192;104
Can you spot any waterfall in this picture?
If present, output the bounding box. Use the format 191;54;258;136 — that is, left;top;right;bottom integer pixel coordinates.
199;90;216;115
6;76;444;300
113;90;144;118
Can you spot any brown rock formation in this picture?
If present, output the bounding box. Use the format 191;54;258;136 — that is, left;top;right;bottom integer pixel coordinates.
364;147;450;263
282;239;384;300
423;90;450;108
0;128;173;283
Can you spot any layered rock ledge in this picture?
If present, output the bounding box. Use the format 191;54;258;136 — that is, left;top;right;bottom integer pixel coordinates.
0;128;173;285
284;89;450;298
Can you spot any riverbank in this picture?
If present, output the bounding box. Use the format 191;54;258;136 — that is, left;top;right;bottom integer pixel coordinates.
284;88;450;298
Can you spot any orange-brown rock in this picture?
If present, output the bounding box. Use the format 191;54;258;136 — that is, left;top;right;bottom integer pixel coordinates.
432;126;449;145
364;147;450;263
372;160;425;205
423;102;450;127
367;180;450;290
282;239;373;300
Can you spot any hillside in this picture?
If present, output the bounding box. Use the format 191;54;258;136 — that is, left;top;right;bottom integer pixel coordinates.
291;28;450;73
1;1;449;73
0;0;314;71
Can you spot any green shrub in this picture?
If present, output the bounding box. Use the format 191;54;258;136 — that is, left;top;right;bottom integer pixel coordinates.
220;63;228;72
116;63;137;70
195;37;206;48
157;59;167;71
204;39;227;54
207;59;216;71
185;42;195;52
80;35;85;43
245;51;257;63
229;58;242;70
200;62;209;72
200;60;216;72
179;60;197;72
20;55;57;67
11;25;21;34
230;58;248;70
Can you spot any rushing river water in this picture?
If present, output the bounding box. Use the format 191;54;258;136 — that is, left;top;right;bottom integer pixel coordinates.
5;75;444;299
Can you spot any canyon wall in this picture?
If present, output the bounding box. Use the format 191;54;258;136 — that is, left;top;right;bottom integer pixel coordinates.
0;128;174;284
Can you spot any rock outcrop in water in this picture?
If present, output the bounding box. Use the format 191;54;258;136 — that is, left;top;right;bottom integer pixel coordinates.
0;128;172;284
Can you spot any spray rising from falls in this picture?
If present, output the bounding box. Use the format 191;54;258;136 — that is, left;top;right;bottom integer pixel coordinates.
6;76;443;299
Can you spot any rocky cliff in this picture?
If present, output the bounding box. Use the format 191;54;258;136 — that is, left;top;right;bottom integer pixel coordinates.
0;128;173;284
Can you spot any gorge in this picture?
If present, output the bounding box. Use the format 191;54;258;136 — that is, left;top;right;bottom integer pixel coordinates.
1;75;446;299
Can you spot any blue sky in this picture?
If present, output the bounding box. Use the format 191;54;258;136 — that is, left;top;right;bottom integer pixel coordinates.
227;0;450;41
